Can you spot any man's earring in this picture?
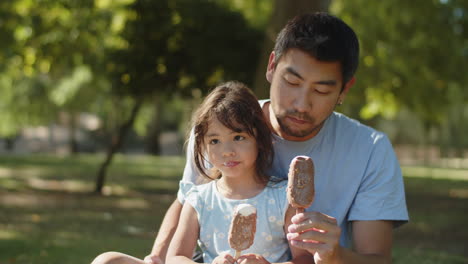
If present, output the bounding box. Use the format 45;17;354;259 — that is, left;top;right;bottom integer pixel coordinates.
337;100;343;106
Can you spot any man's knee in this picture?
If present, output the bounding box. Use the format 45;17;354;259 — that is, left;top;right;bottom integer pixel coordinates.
91;252;132;264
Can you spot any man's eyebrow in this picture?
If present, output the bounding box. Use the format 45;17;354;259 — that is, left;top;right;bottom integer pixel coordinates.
285;67;304;80
286;67;338;86
316;80;338;86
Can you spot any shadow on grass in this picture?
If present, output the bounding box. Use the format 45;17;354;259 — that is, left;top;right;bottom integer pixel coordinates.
393;176;468;263
1;155;467;264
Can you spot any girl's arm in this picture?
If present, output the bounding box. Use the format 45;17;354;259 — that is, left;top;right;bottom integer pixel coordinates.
165;202;200;264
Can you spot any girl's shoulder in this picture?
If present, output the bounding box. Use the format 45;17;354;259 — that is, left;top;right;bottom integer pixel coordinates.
186;180;215;201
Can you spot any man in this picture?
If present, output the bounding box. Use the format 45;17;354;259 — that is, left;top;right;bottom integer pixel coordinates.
92;12;408;264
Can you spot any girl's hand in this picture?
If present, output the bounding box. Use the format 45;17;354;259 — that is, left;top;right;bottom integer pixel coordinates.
212;252;236;264
237;253;270;264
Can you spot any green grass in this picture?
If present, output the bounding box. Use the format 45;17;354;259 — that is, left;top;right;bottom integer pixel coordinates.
393;167;468;263
0;154;467;263
0;154;182;264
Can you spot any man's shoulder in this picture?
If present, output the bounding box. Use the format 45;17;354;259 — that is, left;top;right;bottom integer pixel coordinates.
332;112;385;137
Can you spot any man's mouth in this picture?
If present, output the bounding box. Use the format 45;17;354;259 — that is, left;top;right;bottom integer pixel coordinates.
287;116;309;125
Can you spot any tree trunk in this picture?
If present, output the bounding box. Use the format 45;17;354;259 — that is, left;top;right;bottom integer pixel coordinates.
145;97;163;155
94;97;144;194
253;0;332;98
4;135;16;151
69;112;79;154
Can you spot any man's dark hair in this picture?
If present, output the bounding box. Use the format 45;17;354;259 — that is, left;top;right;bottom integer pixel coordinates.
274;12;360;85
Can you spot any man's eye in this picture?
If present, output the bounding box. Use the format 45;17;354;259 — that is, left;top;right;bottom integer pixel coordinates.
284;76;300;86
234;135;245;141
209;139;219;145
315;89;330;95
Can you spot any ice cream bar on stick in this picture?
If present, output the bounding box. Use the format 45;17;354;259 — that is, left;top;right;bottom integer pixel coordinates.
228;203;257;259
287;156;315;214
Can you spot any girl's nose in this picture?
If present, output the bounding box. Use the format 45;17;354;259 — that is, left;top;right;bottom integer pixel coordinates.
222;143;236;157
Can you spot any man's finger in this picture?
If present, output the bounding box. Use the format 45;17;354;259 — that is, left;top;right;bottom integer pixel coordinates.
289;238;328;252
289;212;338;234
292;212;337;225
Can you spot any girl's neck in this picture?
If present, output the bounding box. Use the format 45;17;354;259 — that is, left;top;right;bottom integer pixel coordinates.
216;174;267;200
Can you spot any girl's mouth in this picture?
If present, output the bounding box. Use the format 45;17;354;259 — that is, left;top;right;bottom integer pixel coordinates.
224;161;240;168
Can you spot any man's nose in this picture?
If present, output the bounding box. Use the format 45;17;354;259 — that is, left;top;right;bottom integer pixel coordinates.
292;88;311;112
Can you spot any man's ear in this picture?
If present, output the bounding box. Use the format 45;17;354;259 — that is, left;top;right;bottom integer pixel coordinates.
265;52;276;83
338;77;355;104
342;77;356;95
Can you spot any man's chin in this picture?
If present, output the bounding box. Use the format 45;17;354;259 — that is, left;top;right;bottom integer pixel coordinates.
279;124;314;138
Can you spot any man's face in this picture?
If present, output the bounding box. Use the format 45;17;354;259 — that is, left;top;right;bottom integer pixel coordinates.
266;48;353;141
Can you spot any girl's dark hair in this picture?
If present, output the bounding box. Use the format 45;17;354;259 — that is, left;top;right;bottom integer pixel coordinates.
191;81;273;184
274;12;359;86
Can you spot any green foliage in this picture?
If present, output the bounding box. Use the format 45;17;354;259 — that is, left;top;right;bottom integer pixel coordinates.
0;0;263;141
0;0;120;136
214;0;273;29
332;0;468;127
108;0;263;99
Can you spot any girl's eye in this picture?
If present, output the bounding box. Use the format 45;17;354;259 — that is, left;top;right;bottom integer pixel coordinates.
234;135;245;141
209;139;219;145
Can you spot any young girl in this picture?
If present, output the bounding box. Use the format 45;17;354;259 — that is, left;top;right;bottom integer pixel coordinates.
166;81;312;264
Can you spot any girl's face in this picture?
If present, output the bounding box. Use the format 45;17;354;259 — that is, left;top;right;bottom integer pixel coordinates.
204;117;258;179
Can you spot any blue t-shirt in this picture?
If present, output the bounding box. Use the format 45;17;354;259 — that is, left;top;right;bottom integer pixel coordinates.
179;101;409;247
185;180;291;263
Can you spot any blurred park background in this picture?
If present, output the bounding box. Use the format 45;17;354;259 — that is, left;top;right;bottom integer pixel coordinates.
0;0;467;263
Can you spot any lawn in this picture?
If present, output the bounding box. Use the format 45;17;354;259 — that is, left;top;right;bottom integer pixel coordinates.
0;154;467;264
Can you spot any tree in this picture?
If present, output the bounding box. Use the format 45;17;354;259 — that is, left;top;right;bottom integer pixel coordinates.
331;0;468;155
331;0;468;123
94;0;263;193
0;0;119;152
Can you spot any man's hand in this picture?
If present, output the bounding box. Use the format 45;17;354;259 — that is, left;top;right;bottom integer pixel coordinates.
211;252;236;264
287;212;342;264
143;254;163;264
237;253;270;264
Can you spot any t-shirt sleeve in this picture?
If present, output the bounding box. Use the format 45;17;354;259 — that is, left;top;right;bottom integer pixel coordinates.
348;134;409;226
177;129;208;203
184;185;202;222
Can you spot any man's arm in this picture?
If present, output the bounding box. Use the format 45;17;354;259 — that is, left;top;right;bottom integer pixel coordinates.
287;212;393;264
145;199;183;264
344;220;393;263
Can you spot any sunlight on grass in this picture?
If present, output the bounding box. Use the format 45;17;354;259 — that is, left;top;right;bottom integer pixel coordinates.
1;154;467;264
402;166;468;180
115;198;150;209
28;178;92;192
0;230;21;240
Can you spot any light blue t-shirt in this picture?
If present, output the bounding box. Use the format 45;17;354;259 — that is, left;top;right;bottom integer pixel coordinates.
179;101;409;247
185;180;291;263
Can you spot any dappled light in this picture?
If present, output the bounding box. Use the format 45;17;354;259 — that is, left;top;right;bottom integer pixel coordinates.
1;154;467;263
27;178;91;193
402;166;468;181
0;0;467;263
